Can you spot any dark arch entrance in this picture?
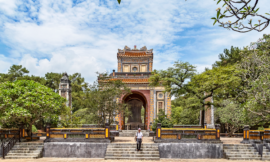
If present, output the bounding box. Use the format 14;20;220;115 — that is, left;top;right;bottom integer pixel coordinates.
123;92;147;130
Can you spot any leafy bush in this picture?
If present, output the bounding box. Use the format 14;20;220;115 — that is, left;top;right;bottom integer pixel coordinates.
152;109;173;131
32;125;38;132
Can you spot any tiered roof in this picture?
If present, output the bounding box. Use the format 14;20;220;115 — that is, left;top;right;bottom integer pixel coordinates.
117;46;153;58
110;78;149;84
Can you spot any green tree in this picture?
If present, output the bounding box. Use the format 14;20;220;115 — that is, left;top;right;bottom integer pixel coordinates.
0;80;66;134
58;105;81;128
171;96;200;125
149;61;196;97
75;73;131;126
69;73;89;112
215;99;246;136
235;34;270;124
44;72;62;92
213;46;242;68
152;109;173;131
0;65;29;83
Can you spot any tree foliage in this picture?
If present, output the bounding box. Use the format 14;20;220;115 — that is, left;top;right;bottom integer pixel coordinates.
236;34;270;123
171;96;200;125
213;46;242;67
215;99;246;136
152;109;173;131
149;61;196;97
74;73;131;126
0;80;66;132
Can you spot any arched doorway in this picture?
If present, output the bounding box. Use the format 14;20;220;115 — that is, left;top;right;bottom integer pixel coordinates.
123;92;147;130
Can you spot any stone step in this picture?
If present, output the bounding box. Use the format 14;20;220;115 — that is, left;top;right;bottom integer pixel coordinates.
104;157;160;160
262;158;270;161
9;150;42;153
5;156;39;159
106;151;159;155
13;146;43;149
224;146;256;149
119;131;149;137
107;148;159;152
224;149;257;152
105;143;160;160
105;154;159;157
122;130;148;132
15;142;44;146
225;154;261;158
228;157;261;160
108;145;158;148
263;155;270;157
6;153;41;157
224;144;253;146
5;142;44;159
226;152;259;155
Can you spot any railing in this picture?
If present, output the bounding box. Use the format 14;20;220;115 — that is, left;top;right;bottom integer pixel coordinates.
81;124;120;131
45;123;118;141
48;128;106;139
242;125;269;143
220;133;243;137
1;137;18;159
173;125;202;129
155;123;221;140
0;129;20;139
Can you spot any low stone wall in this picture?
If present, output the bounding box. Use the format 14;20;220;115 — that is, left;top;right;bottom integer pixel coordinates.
43;142;108;158
158;143;223;159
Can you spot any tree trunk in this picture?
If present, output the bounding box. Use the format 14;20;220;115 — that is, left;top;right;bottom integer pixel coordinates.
30;123;32;141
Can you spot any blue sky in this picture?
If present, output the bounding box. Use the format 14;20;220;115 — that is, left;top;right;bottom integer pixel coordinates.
0;0;269;83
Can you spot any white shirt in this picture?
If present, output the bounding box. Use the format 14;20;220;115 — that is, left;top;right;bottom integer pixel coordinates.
136;132;143;139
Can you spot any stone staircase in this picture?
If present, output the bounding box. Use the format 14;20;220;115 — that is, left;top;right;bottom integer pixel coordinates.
5;142;44;159
119;130;149;137
105;143;160;160
262;145;270;161
223;144;261;160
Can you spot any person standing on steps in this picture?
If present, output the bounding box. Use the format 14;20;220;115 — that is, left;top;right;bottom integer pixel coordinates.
135;128;143;151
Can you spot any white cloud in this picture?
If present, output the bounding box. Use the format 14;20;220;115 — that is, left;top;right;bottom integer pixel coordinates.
0;0;19;16
0;0;269;82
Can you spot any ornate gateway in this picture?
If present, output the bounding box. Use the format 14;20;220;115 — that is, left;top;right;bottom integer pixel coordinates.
108;46;171;130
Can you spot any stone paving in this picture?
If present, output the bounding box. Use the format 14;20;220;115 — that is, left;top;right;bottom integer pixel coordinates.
113;137;154;143
113;137;243;144
221;137;242;144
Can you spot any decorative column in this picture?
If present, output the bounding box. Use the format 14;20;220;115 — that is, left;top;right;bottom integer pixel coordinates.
46;123;51;140
204;122;207;129
215;124;220;140
156;123;161;139
59;73;72;108
241;125;250;144
116;121;119;131
150;89;155;127
105;123;110;139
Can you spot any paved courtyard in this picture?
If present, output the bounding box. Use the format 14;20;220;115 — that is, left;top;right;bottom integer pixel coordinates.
2;158;269;162
112;137;243;144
